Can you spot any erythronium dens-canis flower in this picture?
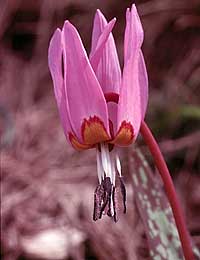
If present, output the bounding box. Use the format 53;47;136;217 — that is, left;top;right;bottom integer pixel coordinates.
48;4;148;222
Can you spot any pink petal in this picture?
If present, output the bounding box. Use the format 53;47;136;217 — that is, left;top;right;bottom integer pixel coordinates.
90;18;116;73
139;50;148;119
124;5;144;61
48;29;73;142
107;102;118;138
62;21;110;143
115;5;148;145
90;9;121;94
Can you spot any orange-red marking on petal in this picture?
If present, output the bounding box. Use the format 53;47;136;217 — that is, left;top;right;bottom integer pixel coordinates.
69;132;92;150
82;116;110;145
113;121;134;146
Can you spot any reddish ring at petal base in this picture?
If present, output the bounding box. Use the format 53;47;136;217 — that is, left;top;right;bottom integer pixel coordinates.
81;116;110;145
104;92;119;104
112;121;134;146
69;133;92;150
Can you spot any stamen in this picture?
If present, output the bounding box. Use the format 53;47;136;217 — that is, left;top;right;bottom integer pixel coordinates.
94;144;127;221
110;151;116;186
101;143;109;177
105;144;112;181
116;154;122;177
96;148;104;184
93;183;104;221
119;177;127;214
100;143;112;182
102;177;112;216
109;190;115;217
112;187;117;222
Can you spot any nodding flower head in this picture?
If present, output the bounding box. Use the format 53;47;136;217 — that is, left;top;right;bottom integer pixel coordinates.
48;4;148;222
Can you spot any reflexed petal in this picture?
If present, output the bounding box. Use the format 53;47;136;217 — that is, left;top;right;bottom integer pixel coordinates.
90;9;121;94
62;21;110;144
115;4;147;146
48;29;73;142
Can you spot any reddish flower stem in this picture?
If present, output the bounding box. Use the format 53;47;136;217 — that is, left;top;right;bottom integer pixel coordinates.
140;121;195;260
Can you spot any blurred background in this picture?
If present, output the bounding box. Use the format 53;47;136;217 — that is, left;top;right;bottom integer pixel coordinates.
1;0;200;259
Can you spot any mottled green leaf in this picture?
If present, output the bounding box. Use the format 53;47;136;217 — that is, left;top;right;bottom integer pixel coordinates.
129;148;184;260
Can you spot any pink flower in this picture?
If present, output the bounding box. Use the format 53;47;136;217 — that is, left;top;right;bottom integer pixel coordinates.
48;4;148;221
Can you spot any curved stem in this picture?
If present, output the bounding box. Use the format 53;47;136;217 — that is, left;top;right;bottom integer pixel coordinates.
140;121;195;260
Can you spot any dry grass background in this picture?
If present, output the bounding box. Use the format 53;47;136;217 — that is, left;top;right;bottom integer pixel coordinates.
1;0;200;259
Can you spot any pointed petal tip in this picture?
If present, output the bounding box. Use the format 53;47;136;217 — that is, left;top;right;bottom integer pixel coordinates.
131;3;137;10
62;20;82;44
108;17;116;29
49;28;61;44
130;3;143;26
62;20;75;33
96;8;102;15
127;4;141;22
95;9;116;25
49;28;62;43
126;7;130;14
48;28;62;64
64;20;69;26
95;9;104;21
112;17;117;23
130;4;138;15
63;20;70;29
55;28;61;33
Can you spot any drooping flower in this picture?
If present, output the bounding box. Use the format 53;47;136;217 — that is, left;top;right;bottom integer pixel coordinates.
48;4;148;222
